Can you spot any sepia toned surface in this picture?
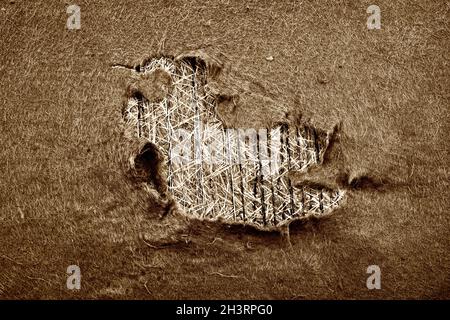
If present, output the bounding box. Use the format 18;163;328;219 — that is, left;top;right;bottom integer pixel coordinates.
0;0;448;299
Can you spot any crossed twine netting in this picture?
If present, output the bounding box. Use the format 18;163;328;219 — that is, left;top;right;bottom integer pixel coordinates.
124;57;344;230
